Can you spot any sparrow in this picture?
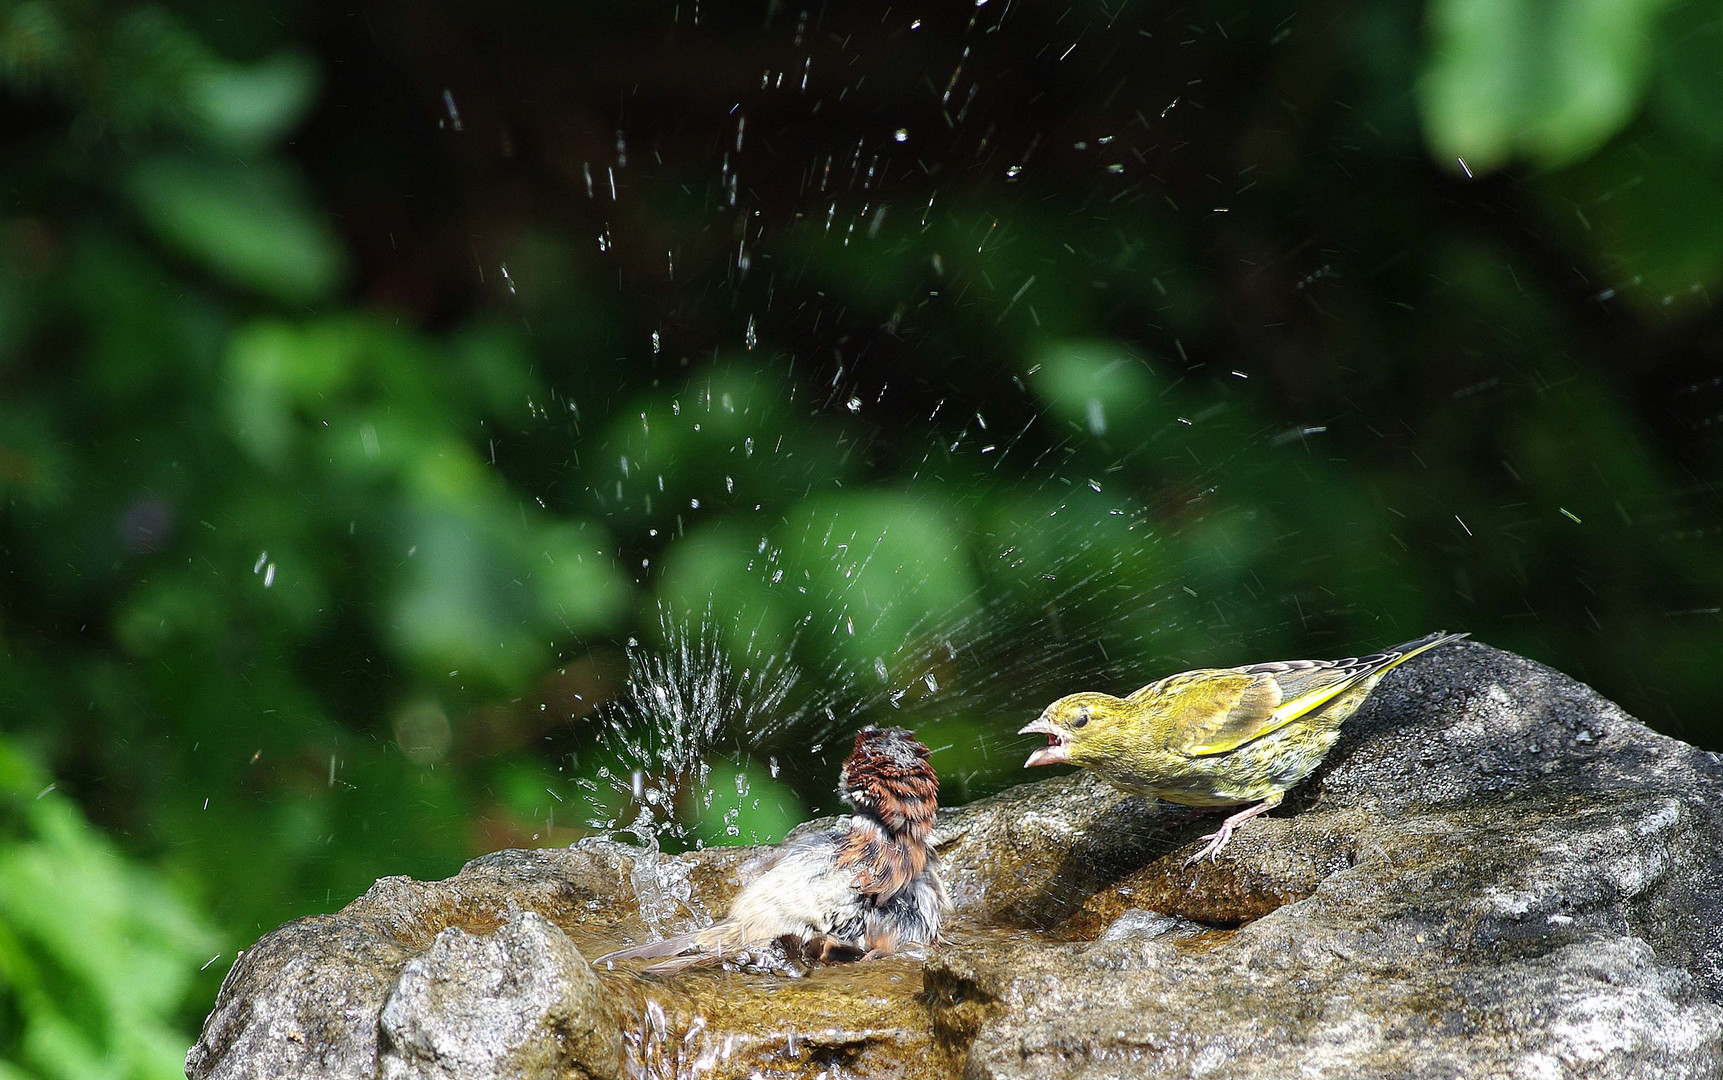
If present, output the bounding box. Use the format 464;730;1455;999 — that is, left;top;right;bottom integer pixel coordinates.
1019;631;1467;863
597;726;949;974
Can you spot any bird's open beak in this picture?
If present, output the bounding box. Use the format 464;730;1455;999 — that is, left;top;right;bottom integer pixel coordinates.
1018;715;1071;768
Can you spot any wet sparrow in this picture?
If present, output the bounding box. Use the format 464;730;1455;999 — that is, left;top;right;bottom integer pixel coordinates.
598;726;949;974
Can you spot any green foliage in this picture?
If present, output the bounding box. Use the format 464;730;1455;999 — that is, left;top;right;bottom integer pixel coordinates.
0;740;214;1080
2;0;1721;1075
1419;0;1675;171
129;156;346;304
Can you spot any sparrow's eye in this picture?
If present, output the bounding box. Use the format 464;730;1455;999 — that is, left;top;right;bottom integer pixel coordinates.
1073;708;1090;729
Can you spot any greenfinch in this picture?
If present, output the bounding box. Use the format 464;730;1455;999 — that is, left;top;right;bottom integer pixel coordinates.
1019;631;1467;863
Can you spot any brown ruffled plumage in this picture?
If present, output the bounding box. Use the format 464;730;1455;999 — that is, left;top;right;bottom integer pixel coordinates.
834;726;938;898
596;725;949;974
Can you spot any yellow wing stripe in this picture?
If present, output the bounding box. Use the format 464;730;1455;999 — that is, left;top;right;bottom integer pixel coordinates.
1185;631;1464;755
1272;631;1463;722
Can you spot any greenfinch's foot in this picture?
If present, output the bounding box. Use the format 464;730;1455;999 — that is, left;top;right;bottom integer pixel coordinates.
1183;796;1280;865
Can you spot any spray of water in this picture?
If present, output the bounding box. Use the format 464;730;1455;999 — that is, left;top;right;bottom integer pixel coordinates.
581;607;807;847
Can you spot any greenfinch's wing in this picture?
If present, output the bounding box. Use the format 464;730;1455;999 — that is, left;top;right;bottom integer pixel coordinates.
1173;660;1373;756
1130;670;1284;756
1163;633;1466;757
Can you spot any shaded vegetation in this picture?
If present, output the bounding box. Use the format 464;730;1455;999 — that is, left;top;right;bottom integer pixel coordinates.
1;0;1720;1072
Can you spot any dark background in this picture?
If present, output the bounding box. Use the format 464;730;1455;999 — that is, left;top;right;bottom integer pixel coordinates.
2;0;1720;1071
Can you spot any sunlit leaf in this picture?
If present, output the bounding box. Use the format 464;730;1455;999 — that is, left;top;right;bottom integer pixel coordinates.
0;754;215;1080
194;51;318;150
1027;340;1155;439
1419;0;1675;171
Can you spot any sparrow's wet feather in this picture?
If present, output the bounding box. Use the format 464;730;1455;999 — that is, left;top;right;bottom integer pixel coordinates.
598;726;949;974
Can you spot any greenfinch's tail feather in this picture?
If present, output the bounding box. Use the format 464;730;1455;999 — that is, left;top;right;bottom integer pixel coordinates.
1390;630;1469;655
1184;630;1467;756
1268;629;1466;729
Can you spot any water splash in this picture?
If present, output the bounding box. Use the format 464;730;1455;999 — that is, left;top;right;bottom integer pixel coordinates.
583;608;807;849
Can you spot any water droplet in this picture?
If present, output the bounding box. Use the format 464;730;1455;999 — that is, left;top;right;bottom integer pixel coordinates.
1085;398;1107;436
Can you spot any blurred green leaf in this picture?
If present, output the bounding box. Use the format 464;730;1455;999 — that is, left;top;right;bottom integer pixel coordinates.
194;52;317;150
1535;126;1723;314
1419;0;1675;171
656;521;800;664
1650;0;1723;158
532;520;632;639
782;491;980;674
386;510;551;689
128;155;346;303
1028;340;1156;438
690;759;805;847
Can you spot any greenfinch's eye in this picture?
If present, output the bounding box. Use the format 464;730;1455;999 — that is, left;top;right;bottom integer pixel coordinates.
1073;708;1090;729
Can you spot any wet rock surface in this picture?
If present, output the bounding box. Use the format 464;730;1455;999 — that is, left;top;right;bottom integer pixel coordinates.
187;642;1723;1079
376;910;620;1080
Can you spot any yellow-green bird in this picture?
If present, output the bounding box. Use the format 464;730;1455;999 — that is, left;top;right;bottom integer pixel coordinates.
1019;631;1467;863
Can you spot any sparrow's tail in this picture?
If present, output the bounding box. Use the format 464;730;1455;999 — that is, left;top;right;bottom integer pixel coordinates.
641;951;722;976
594;929;702;965
594;920;746;969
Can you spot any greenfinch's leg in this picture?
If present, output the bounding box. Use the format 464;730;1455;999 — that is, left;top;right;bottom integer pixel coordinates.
1185;794;1282;865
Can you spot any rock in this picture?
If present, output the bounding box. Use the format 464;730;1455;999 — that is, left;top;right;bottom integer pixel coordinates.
928;640;1723;1078
376;910;620;1080
185;916;414;1080
187;642;1723;1079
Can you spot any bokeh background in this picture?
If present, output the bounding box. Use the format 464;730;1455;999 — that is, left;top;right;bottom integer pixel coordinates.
3;0;1721;1073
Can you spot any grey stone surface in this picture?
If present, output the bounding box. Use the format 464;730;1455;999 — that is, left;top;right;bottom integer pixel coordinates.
184;916;412;1080
928;640;1723;1079
186;641;1723;1079
376;910;619;1080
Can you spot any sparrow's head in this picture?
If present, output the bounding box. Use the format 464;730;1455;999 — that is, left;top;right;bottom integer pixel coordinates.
838;727;938;834
1018;691;1133;769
